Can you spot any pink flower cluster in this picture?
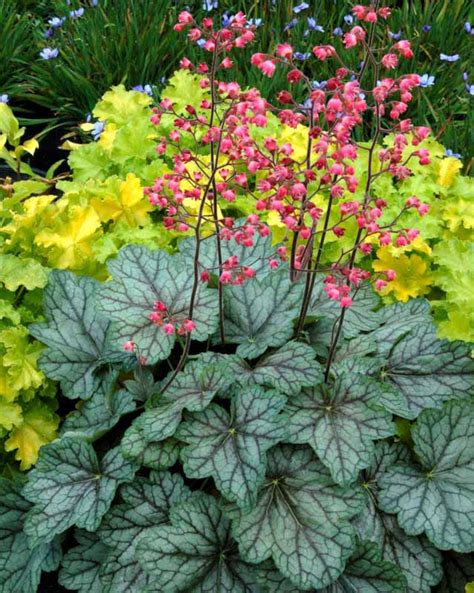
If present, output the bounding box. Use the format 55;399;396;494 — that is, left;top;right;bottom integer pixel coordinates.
142;5;432;316
149;300;196;335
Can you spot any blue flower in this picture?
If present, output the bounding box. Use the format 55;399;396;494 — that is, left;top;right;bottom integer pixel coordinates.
284;18;298;31
202;0;218;11
333;27;343;36
464;22;473;34
43;28;53;39
294;52;311;61
70;8;84;18
343;14;353;25
418;74;435;88
293;2;309;13
91;120;105;140
221;13;233;27
311;80;327;90
445;148;462;159
92;0;99;5
48;17;65;28
466;84;474;96
0;94;9;104
39;47;59;60
196;38;206;48
247;18;262;27
388;30;402;40
307;17;324;33
422;24;431;32
132;84;153;96
440;53;460;62
463;72;469;82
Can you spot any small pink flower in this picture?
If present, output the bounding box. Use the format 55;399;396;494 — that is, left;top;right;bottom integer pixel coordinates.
259;60;276;77
123;341;135;352
340;296;353;308
276;43;293;59
183;319;196;332
163;323;175;335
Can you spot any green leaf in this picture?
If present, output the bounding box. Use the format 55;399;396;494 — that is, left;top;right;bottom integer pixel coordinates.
223;268;303;359
178;387;287;507
379;399;474;552
98;245;219;364
121;426;180;470
231;445;362;590
137;493;259;593
435;552;474;593
285;374;394;485
97;472;190;593
30;270;132;399
355;442;443;593
380;323;474;418
234;341;322;396
23;438;137;546
0;254;49;291
258;541;407;592
0;478;60;593
123;367;160;402
59;531;109;593
61;378;135;441
133;354;232;443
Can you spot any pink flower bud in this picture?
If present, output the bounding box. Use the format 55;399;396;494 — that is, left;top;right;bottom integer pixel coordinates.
123;341;135;352
164;323;175;335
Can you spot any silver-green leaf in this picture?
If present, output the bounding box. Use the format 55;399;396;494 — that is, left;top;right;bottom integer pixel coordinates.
58;531;109;593
177;387;287;507
231;445;362;590
378;399;474;552
285;374;394;484
98;245;219;364
23;438;137;546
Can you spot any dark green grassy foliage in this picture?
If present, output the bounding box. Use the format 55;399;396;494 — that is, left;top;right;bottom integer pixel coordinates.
1;0;472;162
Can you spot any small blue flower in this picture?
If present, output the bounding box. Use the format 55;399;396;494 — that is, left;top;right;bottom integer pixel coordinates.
39;47;59;60
440;53;460;62
466;84;474;96
48;16;65;28
311;80;327;90
247;18;262;27
418;74;435;88
92;0;98;5
445;148;462;159
307;17;324;32
388;30;402;40
43;28;54;39
221;13;233;27
91;120;105;140
422;24;431;33
196;38;206;48
202;0;218;11
284;18;298;31
294;51;311;61
293;2;309;13
160;76;167;85
464;22;473;34
463;72;469;82
132;84;153;96
0;94;9;104
70;8;84;18
343;14;353;25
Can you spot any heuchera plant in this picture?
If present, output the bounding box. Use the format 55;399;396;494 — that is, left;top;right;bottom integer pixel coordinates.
0;4;473;593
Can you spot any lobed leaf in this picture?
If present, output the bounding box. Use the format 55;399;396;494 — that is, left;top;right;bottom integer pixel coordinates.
379;400;474;552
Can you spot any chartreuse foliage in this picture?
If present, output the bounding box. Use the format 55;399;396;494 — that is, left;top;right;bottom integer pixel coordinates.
0;233;472;592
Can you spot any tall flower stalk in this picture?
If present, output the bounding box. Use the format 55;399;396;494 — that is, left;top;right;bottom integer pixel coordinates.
144;4;432;387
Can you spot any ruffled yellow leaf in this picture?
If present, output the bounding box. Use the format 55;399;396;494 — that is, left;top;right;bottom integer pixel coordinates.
0;362;17;401
0;397;22;430
35;205;102;269
91;173;151;226
436;157;462;188
80;122;95;132
0;326;44;392
466;583;474;593
278;124;309;162
21;138;39;156
98;122;117;151
373;248;433;302
4;403;59;470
